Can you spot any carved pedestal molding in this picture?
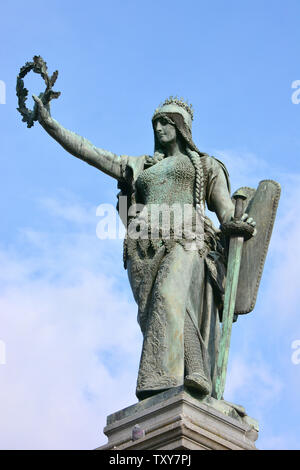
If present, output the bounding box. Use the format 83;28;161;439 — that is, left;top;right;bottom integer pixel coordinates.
98;386;258;450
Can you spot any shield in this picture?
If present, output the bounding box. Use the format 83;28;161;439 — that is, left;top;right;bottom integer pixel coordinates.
233;180;281;315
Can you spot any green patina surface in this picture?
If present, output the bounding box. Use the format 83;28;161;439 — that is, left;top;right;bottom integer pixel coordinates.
18;70;278;411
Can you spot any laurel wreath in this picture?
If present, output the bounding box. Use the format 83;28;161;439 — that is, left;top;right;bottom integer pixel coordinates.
16;55;61;128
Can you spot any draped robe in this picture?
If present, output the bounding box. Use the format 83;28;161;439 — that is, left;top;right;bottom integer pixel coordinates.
117;152;230;399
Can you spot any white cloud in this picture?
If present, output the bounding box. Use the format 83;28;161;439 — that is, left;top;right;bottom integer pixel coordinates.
0;198;141;449
39;194;97;226
209;150;300;449
210;148;268;190
225;356;283;415
1;160;300;449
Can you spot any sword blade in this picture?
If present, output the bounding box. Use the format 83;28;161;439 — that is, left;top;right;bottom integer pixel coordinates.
214;235;244;400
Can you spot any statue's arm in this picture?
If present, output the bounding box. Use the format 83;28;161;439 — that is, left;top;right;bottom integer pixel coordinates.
33;95;126;180
206;162;234;224
207;158;256;231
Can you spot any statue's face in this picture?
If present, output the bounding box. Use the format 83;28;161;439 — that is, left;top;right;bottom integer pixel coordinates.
154;117;177;146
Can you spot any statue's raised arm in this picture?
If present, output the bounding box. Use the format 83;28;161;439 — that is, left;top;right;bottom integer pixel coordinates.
33;95;125;180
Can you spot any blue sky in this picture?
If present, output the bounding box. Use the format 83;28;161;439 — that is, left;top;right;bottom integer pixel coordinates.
1;0;300;449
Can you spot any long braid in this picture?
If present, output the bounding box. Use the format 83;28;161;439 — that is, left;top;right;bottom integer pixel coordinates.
186;147;205;215
186;147;207;255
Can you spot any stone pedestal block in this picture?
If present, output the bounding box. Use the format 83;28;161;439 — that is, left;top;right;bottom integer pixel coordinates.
98;386;259;450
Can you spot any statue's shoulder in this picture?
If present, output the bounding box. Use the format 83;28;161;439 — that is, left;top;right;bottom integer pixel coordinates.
201;153;228;172
201;154;231;193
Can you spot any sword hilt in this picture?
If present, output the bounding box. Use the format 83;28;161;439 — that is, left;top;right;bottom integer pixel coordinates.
233;190;247;221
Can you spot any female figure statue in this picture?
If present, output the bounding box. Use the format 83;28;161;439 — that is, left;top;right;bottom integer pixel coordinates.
32;95;255;400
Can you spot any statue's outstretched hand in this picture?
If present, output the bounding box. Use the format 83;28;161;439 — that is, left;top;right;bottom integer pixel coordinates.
32;95;51;126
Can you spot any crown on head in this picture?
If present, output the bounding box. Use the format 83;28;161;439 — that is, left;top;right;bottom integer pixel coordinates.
158;96;194;121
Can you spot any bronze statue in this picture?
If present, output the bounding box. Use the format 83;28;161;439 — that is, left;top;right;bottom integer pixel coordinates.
17;58;280;402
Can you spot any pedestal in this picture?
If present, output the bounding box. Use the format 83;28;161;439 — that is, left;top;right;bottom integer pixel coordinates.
98;386;259;450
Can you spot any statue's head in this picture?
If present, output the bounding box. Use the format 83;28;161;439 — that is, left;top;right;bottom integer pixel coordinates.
153;97;193;130
152;97;199;155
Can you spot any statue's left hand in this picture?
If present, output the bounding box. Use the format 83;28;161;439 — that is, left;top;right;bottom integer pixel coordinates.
32;95;52;126
241;213;257;236
221;214;257;239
